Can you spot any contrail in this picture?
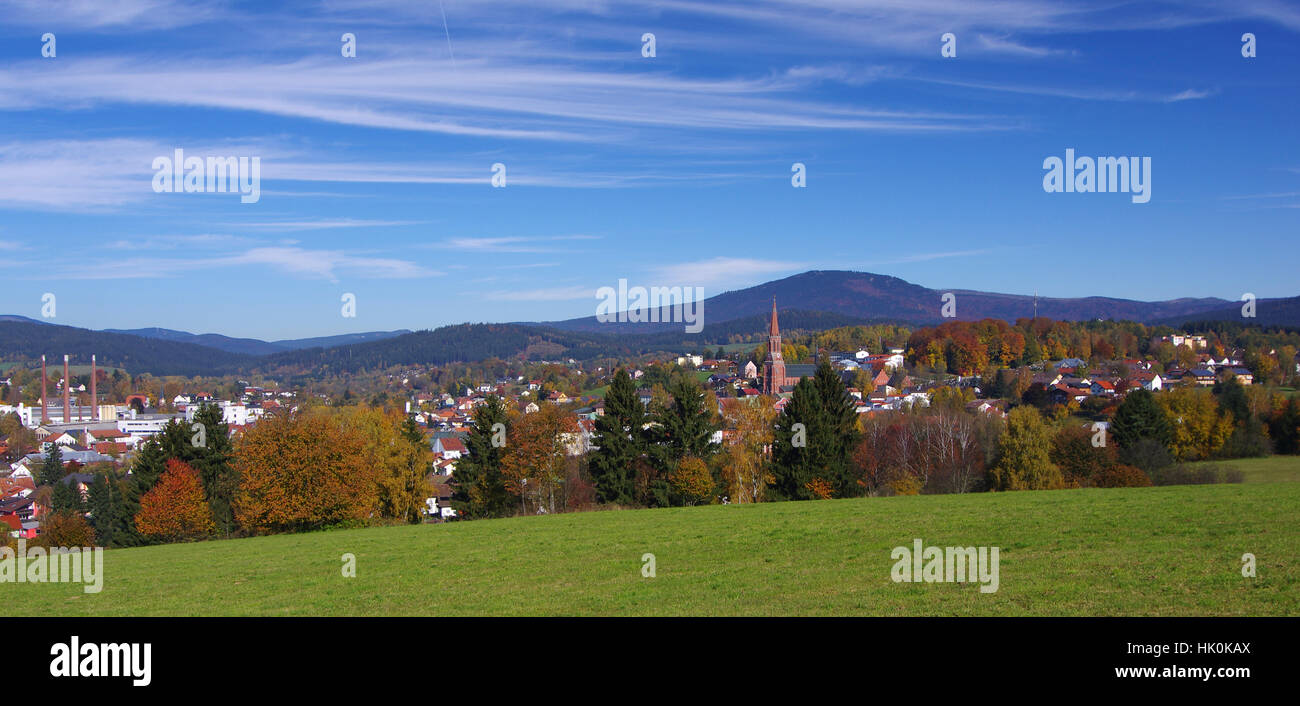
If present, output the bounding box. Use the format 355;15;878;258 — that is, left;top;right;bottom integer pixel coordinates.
438;0;456;66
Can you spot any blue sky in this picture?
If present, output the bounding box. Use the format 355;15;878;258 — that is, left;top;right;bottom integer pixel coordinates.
0;0;1297;339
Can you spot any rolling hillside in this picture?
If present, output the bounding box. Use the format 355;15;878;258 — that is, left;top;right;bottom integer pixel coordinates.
0;320;251;376
102;327;412;356
11;483;1297;616
0;311;879;377
1156;295;1300;329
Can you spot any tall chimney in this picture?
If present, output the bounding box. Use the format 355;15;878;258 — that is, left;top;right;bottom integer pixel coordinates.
40;354;49;424
63;354;71;424
91;355;98;421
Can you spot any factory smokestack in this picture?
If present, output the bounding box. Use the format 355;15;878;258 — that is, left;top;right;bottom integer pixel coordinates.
63;354;71;424
41;354;49;425
91;355;98;421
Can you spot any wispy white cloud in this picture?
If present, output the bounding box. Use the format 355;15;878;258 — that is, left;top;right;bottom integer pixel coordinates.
1164;88;1215;103
2;0;221;30
37;245;437;282
105;233;253;250
434;235;601;253
0;138;277;210
0;138;731;211
915;77;1212;103
0;56;1008;145
974;34;1069;58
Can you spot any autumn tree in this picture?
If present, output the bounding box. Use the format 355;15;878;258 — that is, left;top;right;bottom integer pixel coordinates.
851;368;876;397
331;407;431;524
235;412;378;533
720;396;777;503
853;409;989;495
501;404;578;515
393;415;434;523
1049;425;1117;487
990;406;1062;490
1092;464;1152;488
114;418;203;546
136;459;214;542
1157;387;1234;462
32;511;95;548
669;456;714;506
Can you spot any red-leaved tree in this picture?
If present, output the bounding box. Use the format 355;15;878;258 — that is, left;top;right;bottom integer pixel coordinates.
136;459;214;542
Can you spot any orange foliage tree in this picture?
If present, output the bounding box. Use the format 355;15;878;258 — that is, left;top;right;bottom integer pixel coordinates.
34;511;97;548
804;477;834;500
136;459;214;542
234;412;378;533
500;404;578;515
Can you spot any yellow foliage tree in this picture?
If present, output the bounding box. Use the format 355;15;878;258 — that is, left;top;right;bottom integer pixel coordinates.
670;456;715;505
1158;387;1234;461
720;396;777;503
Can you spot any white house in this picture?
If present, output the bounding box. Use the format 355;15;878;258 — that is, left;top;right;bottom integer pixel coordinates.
433;437;467;459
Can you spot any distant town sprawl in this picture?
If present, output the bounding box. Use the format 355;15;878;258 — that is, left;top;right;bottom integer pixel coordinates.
3;310;1299;549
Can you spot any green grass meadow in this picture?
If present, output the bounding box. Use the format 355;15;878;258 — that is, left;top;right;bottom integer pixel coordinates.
9;480;1297;616
1184;454;1300;484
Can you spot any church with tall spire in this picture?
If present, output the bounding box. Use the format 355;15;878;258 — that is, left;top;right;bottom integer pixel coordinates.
762;298;786;395
761;298;816;395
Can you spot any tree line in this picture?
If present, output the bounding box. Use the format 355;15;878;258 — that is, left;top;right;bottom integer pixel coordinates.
30;403;432;548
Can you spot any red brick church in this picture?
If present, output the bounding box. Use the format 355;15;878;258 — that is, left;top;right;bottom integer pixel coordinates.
761;299;816;395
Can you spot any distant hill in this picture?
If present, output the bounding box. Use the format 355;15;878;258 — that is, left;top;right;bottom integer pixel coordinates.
0;315;48;325
1154;296;1300;329
1;270;1294;376
0;320;250;376
103;327;286;356
541;270;1237;332
254;310;881;376
103;327;412;356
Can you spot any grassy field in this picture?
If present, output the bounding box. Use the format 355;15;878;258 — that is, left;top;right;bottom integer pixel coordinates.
10;482;1297;616
1183;455;1300;484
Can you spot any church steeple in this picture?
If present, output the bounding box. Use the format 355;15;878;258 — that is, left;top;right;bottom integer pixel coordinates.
762;297;786;394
